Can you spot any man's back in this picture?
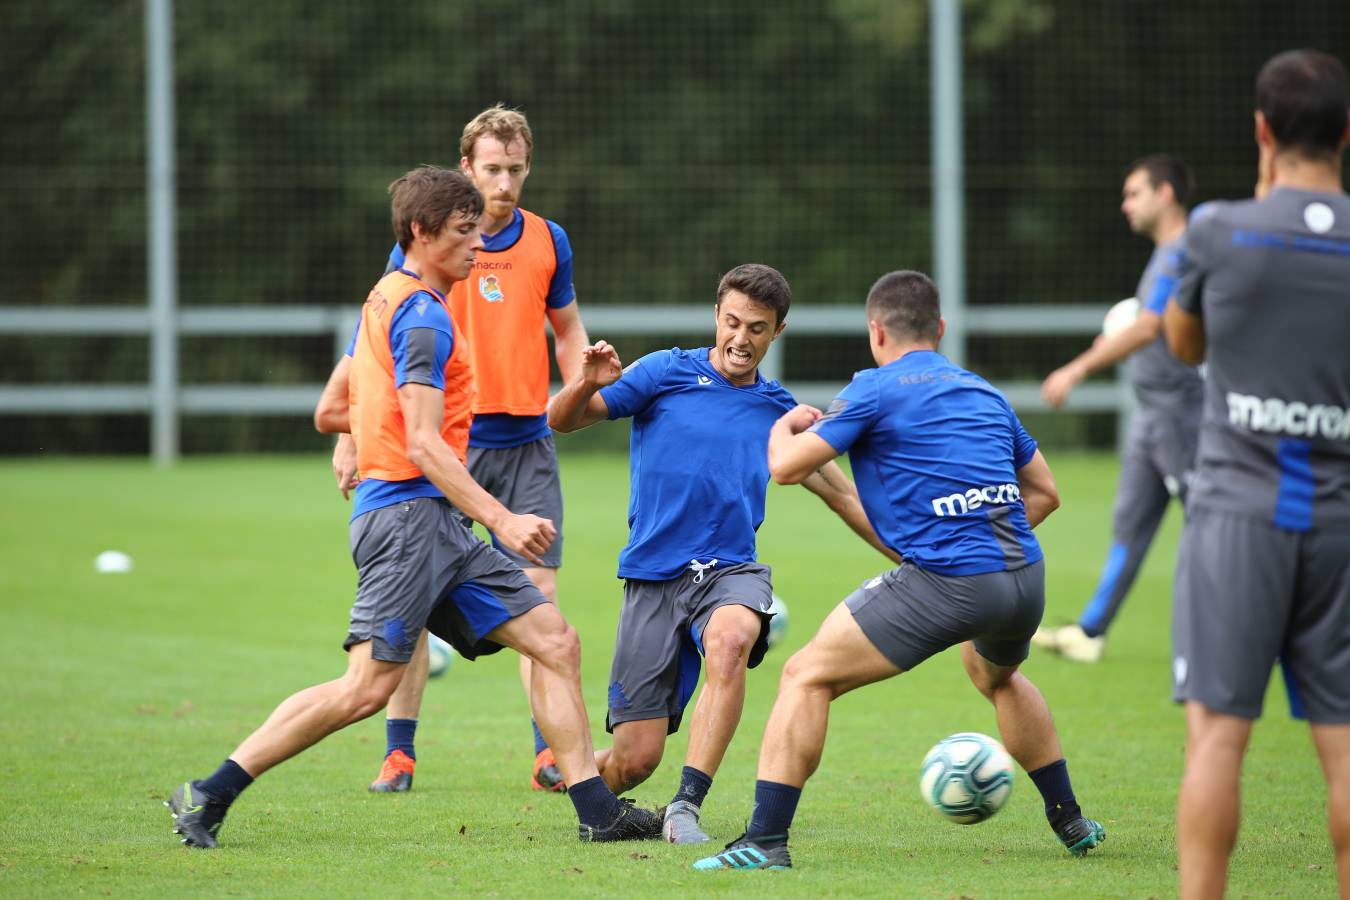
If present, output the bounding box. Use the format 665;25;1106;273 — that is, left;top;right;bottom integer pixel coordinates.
1177;188;1350;529
810;349;1041;576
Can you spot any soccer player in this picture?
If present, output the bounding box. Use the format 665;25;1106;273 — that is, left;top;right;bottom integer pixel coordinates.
1162;49;1350;899
317;105;589;793
547;263;899;844
694;270;1104;871
1033;155;1202;663
168;167;660;848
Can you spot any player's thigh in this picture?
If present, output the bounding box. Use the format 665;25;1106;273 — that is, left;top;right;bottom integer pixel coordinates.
1284;526;1350;724
485;598;574;663
346;498;458;663
431;536;552;661
689;563;774;671
784;600;901;698
1148;408;1200;500
1172;507;1296;719
607;580;690;734
1111;419;1172;538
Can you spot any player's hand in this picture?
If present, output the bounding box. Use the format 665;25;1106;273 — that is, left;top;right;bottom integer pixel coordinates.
1040;365;1083;409
495;513;557;567
780;403;823;434
580;341;623;388
332;433;360;501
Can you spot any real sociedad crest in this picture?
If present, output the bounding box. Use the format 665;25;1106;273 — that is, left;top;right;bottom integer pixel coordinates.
479;274;505;303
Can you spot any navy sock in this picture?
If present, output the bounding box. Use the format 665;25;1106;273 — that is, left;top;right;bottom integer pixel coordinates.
746;779;801;846
197;758;254;806
1028;758;1080;823
532;719;547;756
568;775;623;828
386;718;417;761
673;766;712;808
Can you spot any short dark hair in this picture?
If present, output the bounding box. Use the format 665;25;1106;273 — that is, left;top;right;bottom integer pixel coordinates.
866;270;940;343
1257;49;1350;159
1127;154;1195;208
388;165;485;252
716;263;791;326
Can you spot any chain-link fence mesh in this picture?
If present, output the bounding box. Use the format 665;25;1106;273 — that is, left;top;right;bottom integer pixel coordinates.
2;0;1345;453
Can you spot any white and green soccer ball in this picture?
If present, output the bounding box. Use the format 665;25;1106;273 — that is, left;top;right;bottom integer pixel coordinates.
766;593;789;649
427;633;455;678
919;732;1014;824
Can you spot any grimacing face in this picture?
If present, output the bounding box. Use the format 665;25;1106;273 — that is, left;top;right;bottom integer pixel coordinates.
710;290;785;385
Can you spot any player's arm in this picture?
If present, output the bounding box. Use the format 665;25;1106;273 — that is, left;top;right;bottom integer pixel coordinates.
547;340;621;433
801;462;903;564
1163;300;1205;364
399;382;554;565
767;405;837;484
1041;313;1162;408
547;300;591;385
313;354;360;500
1015;449;1060;529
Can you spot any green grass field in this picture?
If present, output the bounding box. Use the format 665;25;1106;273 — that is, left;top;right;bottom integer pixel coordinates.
0;452;1336;897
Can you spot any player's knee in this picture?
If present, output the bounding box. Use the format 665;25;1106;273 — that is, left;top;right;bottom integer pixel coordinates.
530;619;581;676
779;648;828;695
702;627;753;676
342;674;400;720
614;748;662;789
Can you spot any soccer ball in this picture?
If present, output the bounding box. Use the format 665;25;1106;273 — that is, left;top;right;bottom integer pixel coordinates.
766;593;789;649
919;732;1014;824
427;633;454;678
1101;296;1140;338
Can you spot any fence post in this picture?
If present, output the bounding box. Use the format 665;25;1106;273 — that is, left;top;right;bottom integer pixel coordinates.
930;0;965;367
146;0;179;464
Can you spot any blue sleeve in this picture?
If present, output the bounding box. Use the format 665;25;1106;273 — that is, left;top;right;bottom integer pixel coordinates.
385;242;405;276
1009;406;1038;469
389;292;454;390
545;221;576;309
1143;248;1182;315
599;350;673;419
1176;204;1217;316
344;316;360;358
807;372;879;454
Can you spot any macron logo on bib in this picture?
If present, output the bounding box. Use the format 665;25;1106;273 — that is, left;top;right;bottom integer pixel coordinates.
930;483;1022;517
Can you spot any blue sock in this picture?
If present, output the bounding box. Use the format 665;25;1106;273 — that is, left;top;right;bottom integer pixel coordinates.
568;775;623;828
673;766;712;808
386;718;417;761
746;779;801;846
1028;758;1080;822
197;758;254;806
532;719;547;756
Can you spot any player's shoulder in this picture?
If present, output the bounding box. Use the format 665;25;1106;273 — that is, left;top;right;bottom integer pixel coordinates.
521;207;570;240
391;290;452;330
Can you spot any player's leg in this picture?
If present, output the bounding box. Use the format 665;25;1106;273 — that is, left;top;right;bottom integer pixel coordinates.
693;599;899;870
598;717;668;793
663;601;763;843
369;630;428;792
520;565;566;791
486;601;661;841
1036;415;1169;661
169;643;407;848
1177;703;1252;900
1311;724;1350;892
1172;508;1295;896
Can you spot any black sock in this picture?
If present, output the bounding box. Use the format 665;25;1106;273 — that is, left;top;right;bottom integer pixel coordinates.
197;758;254;806
746;779;800;847
568;776;623;828
672;766;712;808
1028;758;1080;824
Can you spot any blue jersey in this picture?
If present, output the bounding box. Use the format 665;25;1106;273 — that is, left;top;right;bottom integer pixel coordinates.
351;276;457;521
809;350;1041;576
599;347;797;580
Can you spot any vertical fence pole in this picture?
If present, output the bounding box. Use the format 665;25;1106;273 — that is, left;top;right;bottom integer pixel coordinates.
930;0;965;367
146;0;179;464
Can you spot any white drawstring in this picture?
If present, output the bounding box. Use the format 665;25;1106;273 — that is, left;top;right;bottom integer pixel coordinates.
688;559;719;583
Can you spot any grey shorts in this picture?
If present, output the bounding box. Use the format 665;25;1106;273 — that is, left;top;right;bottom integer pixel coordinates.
606;561;774;734
1172;506;1350;723
846;561;1046;670
345;497;549;662
467;436;564;569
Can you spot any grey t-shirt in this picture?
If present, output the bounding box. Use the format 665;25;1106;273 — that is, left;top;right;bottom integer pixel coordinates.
1126;237;1204;412
1175;187;1350;528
